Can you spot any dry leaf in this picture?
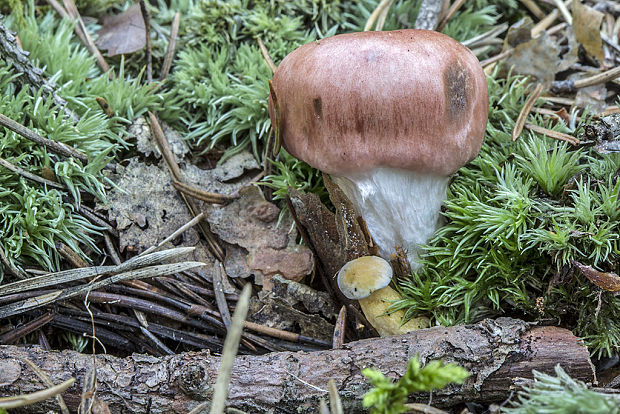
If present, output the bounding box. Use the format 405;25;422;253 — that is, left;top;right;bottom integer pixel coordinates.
573;260;620;292
573;0;605;62
96;3;145;56
502;18;562;86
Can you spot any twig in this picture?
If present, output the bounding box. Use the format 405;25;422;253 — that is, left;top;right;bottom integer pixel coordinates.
0;113;88;162
23;358;70;414
172;180;238;204
437;0;467;32
0;313;55;344
0;18;78;121
139;0;153;83
103;233;122;265
0;378;75;409
518;0;546;20
574;65;620;88
364;0;393;31
551;0;573;25
257;37;277;74
148;111;225;262
531;9;559;37
140;213;205;257
55;241;88;268
0;157;65;190
76;204;118;237
46;0;69;19
525;123;580;145
213;262;232;331
242;320;330;347
209;283;252;414
139;326;175;355
512;83;544;141
160;12;180;81
285;370;327;393
60;0;110;73
481;49;513;68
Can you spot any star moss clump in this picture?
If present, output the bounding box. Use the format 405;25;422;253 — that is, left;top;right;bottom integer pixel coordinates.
0;9;166;272
393;72;620;357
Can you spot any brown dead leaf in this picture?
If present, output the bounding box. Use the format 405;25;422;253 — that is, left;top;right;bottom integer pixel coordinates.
573;0;605;62
573;260;620;292
502;18;562;86
247;246;314;282
96;3;145;56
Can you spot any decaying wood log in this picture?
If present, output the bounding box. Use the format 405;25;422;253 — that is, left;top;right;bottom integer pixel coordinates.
0;318;593;413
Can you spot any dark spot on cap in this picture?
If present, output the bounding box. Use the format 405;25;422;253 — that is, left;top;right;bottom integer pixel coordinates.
312;97;322;119
444;61;472;121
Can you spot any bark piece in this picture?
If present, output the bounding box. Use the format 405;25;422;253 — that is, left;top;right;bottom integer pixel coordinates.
0;318;593;413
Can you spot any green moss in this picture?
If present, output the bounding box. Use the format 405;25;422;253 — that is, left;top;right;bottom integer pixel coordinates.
394;71;620;356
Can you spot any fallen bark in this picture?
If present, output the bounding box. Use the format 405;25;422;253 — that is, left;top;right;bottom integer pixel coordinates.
0;318;593;413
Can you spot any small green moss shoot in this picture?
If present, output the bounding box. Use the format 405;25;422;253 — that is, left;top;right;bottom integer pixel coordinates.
503;365;620;414
362;356;469;414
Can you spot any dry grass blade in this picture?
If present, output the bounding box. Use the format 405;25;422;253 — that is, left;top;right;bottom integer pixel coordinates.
257;37;277;74
139;0;153;83
0;261;205;318
0;247;196;295
437;0;467;31
61;0;110;73
24;358;70;414
525;123;580;145
404;403;450;413
209;283;252;414
148;111;225;262
319;399;331;414
327;379;343;414
552;0;573;25
461;23;508;48
374;0;393;31
574;65;620;89
512;83;544;141
332;305;346;349
364;0;393;31
140;214;204;256
0;378;75;409
160;12;180;80
518;0;545;20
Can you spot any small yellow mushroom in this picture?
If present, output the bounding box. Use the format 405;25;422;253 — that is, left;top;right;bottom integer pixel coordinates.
337;256;429;337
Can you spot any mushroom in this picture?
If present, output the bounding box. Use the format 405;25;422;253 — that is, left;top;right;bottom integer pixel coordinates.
269;29;488;267
337;255;429;336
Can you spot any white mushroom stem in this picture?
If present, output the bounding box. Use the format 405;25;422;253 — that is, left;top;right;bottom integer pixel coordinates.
331;167;450;268
358;285;429;337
